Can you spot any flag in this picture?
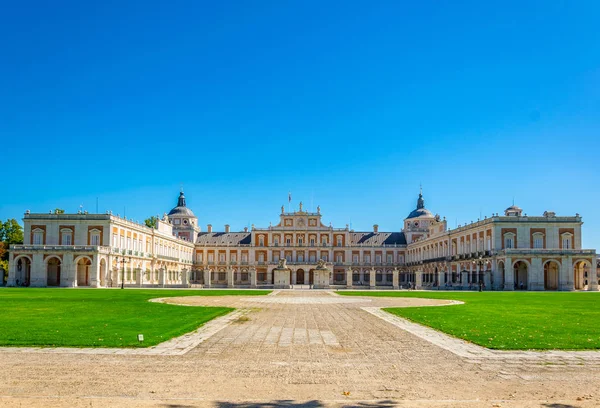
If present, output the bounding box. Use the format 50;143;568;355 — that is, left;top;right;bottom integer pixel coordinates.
288;192;292;203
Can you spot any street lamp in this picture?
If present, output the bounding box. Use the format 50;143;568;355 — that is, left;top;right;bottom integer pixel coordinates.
115;256;130;289
472;256;484;291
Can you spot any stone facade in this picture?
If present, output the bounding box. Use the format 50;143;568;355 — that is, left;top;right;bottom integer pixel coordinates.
7;190;598;291
7;211;194;288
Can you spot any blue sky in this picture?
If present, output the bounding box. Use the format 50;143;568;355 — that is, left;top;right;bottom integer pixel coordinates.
1;1;599;248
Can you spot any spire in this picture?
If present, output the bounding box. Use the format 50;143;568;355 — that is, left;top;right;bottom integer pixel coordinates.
177;190;186;207
417;189;424;209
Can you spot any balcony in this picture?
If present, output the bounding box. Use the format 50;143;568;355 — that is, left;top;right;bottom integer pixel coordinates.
11;245;111;254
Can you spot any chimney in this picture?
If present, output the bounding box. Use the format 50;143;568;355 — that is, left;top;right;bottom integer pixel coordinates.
373;224;379;233
244;227;248;233
225;224;230;233
207;224;212;233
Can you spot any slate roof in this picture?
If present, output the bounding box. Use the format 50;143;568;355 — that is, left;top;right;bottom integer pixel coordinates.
406;208;434;219
196;232;252;245
168;206;196;216
349;232;407;246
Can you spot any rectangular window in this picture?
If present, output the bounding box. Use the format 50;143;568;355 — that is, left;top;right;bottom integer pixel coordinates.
534;238;543;249
353;255;359;263
387;254;393;263
563;239;571;249
505;238;513;249
91;234;100;246
63;233;72;245
33;231;43;245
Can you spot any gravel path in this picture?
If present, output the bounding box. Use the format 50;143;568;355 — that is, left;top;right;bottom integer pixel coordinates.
0;290;598;407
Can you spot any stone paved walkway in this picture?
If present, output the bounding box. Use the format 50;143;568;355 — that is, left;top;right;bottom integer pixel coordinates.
0;290;599;407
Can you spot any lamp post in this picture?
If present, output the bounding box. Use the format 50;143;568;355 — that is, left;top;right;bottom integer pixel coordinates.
472;256;484;291
115;256;130;289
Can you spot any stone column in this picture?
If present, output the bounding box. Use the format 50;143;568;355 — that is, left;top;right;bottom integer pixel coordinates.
483;271;492;290
460;269;468;289
182;268;190;287
304;269;309;284
589;260;598;291
291;269;297;285
62;254;76;287
392;268;399;290
6;252;16;287
250;266;257;288
227;267;234;288
346;267;353;289
564;256;574;290
437;269;444;288
530;258;543;291
504;257;514;290
203;269;211;288
90;254;100;288
267;266;274;285
415;270;423;289
369;267;376;289
159;268;166;287
359;269;365;285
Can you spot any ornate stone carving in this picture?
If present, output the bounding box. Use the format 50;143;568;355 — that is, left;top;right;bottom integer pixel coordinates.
316;259;327;270
278;258;287;269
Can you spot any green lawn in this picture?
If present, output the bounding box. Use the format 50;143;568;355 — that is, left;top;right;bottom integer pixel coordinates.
0;288;270;348
339;291;600;350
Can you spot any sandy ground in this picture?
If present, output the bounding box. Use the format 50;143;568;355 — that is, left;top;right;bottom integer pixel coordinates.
0;290;598;407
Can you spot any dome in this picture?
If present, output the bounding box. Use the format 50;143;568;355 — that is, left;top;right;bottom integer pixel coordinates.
505;205;522;212
168;206;195;217
406;207;434;219
167;191;196;217
406;191;435;219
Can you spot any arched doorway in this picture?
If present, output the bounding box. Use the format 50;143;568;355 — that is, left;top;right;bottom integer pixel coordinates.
76;257;92;286
296;269;305;284
573;260;590;290
99;259;107;287
513;261;528;290
47;257;61;286
15;256;31;286
544;261;560;290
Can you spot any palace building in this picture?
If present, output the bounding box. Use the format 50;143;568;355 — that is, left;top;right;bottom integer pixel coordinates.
5;190;598;291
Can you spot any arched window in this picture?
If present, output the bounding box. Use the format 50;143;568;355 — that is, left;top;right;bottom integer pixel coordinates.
532;232;544;249
561;233;573;249
90;229;101;246
33;228;44;245
60;228;73;245
504;233;515;249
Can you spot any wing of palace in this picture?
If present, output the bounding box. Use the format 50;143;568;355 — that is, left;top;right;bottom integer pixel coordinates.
4;190;598;291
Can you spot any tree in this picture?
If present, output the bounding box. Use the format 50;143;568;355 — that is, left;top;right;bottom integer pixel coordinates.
144;216;158;229
0;219;23;279
0;219;23;247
